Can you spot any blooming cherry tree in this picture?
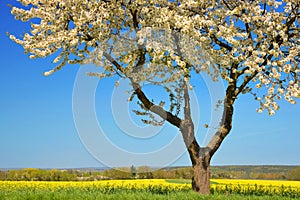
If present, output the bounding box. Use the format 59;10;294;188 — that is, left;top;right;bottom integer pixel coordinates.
10;0;299;194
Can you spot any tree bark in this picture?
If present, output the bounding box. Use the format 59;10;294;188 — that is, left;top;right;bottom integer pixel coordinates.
192;156;211;194
182;76;236;195
180;76;213;194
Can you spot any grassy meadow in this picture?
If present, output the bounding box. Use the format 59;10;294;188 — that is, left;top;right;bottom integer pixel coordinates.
1;179;300;199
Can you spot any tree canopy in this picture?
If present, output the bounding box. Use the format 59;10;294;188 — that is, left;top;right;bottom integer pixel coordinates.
10;0;299;115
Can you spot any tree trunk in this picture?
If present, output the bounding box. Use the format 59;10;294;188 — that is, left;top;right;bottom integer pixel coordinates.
104;43;237;196
192;157;211;194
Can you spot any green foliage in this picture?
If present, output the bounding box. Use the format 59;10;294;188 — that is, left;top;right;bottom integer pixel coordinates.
102;168;133;179
130;165;137;178
210;166;294;179
4;169;80;181
287;167;300;181
0;165;299;181
137;166;153;179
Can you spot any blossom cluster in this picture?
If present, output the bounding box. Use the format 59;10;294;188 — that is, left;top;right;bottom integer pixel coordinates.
10;0;300;115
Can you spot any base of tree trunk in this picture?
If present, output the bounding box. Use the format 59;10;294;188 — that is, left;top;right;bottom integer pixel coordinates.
192;159;210;194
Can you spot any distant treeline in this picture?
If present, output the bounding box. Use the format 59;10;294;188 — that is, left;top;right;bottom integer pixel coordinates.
211;165;300;180
1;165;300;181
0;168;101;181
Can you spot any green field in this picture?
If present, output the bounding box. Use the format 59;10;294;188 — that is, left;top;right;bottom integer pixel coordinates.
0;190;298;200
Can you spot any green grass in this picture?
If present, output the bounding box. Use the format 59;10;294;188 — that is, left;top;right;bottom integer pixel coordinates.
165;179;219;185
165;179;191;184
1;190;299;200
0;191;298;200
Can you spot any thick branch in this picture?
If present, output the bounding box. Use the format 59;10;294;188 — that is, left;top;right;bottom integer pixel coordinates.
182;78;192;122
180;77;201;164
206;80;236;159
206;62;238;159
131;82;182;128
172;32;201;162
103;52;182;128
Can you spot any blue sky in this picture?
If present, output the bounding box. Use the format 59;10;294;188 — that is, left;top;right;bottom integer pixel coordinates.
0;0;299;169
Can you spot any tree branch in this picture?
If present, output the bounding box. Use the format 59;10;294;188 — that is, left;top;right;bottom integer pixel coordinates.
210;33;233;52
206;16;294;157
206;76;236;159
180;76;201;163
172;32;201;161
130;7;145;73
131;82;182;128
235;71;258;97
103;52;182;128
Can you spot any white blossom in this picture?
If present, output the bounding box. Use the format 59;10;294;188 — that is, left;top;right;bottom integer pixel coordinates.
9;0;299;116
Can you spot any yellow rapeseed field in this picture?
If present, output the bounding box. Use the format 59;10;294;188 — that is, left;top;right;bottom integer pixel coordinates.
0;179;190;193
0;179;300;197
212;179;300;187
210;179;300;197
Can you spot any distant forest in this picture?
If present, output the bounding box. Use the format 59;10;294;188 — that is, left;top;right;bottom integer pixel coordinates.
1;165;300;181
